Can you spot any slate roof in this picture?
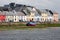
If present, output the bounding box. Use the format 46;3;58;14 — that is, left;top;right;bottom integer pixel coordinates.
0;3;57;16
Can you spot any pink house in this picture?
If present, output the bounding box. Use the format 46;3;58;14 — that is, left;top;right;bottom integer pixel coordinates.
53;12;59;22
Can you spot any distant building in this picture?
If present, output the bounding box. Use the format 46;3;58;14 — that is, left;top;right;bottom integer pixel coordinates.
0;3;59;23
53;12;59;22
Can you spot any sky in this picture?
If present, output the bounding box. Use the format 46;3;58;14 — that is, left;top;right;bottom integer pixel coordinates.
0;0;60;18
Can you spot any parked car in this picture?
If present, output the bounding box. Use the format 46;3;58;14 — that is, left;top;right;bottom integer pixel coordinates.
26;21;36;26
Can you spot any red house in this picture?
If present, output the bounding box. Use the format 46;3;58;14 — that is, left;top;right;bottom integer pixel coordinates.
0;15;6;22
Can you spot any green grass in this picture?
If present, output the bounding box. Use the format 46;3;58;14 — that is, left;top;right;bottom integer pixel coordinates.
0;23;60;30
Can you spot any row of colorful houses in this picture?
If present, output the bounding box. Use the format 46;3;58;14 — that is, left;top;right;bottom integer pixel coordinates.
0;11;59;23
0;15;54;22
0;3;59;23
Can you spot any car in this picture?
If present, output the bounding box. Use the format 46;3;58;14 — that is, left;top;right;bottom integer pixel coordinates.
26;21;36;26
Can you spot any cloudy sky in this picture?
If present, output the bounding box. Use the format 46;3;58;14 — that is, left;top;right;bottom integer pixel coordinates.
0;0;60;17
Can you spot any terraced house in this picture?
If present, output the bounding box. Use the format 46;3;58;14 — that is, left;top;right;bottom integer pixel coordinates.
0;3;59;23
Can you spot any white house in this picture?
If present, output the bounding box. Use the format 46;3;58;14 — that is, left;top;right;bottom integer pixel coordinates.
0;8;59;23
6;16;14;22
47;16;53;22
14;16;19;22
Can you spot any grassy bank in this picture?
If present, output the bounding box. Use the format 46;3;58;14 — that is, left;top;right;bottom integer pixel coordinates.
0;23;60;30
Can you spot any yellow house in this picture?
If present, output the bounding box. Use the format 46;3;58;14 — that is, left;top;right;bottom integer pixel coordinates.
41;12;48;22
26;12;35;21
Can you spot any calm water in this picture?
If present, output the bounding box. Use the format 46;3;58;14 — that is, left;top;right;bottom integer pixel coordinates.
0;27;60;40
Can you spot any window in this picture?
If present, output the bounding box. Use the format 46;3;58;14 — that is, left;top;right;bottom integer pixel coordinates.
15;19;16;21
37;18;39;21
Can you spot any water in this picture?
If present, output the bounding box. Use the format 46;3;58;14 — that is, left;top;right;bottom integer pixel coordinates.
0;27;60;40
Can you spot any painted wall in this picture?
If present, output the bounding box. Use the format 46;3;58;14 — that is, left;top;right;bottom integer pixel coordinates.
53;13;59;22
6;16;14;22
41;13;48;22
0;15;6;22
14;16;19;22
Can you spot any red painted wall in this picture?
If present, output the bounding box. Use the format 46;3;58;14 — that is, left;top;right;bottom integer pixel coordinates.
0;15;6;22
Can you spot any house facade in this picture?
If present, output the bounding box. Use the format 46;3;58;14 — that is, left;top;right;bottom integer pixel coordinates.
0;10;58;23
0;2;59;23
14;16;19;22
53;12;59;22
6;16;14;22
0;15;6;22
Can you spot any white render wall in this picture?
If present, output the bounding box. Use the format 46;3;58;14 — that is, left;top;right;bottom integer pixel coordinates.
5;16;54;22
6;16;14;22
14;16;20;22
0;11;58;22
47;16;54;22
19;16;27;21
19;16;54;22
